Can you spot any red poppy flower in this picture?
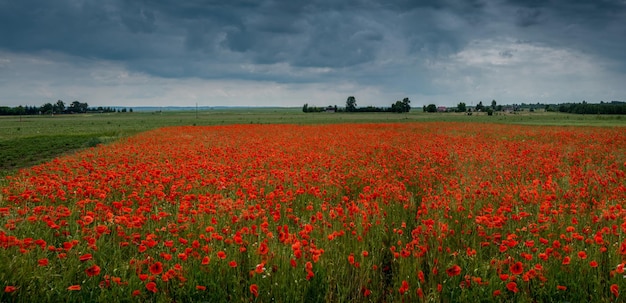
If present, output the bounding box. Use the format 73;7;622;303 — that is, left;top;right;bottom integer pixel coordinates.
250;284;259;297
417;288;424;298
85;265;101;277
146;281;157;293
229;261;237;268
557;285;567;291
510;261;524;275
418;270;425;282
67;285;81;291
201;256;210;265
217;251;226;259
611;284;619;297
399;280;409;295
81;215;94;225
79;254;92;262
578;251;587;259
38;258;49;266
506;281;518;293
150;262;163;275
4;286;17;293
196;285;206;291
255;263;265;274
446;265;461;277
620;241;626;255
258;242;269;255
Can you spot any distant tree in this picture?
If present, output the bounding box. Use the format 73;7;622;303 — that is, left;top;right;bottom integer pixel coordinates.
68;101;88;113
426;104;437;113
491;100;497;110
391;101;403;113
54;100;65;114
346;96;357;112
402;97;411;113
70;101;81;113
15;106;25;116
302;103;308;113
390;98;411;113
129;108;133;113
476;101;484;112
40;103;53;114
457;102;467;112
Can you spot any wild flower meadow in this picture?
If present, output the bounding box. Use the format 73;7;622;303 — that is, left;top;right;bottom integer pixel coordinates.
1;122;625;302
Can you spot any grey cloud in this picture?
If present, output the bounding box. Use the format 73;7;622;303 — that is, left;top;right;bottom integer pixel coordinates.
515;7;542;27
292;12;385;68
499;50;514;58
0;0;624;93
503;0;626;71
119;0;157;33
0;0;481;76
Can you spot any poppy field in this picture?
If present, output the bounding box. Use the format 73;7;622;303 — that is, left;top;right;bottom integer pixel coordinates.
1;122;625;302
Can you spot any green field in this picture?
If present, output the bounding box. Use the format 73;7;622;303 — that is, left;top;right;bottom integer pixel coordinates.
1;109;624;179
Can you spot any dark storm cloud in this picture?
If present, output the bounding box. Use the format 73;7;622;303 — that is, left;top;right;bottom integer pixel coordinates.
514;7;542;27
0;0;624;100
0;0;483;77
119;0;157;33
503;0;626;70
0;0;170;61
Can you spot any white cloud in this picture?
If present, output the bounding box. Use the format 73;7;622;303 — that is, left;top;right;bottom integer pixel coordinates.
425;38;625;104
0;50;392;108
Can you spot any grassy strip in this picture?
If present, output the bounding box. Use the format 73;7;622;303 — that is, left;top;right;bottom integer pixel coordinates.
0;134;117;177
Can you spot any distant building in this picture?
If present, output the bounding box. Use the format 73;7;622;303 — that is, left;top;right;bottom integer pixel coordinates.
437;106;447;112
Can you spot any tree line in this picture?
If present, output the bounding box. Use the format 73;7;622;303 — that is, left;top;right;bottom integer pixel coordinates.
304;97;626;116
0;100;132;116
554;101;626;115
303;96;411;113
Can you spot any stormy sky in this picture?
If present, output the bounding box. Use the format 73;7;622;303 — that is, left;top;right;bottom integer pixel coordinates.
1;0;625;108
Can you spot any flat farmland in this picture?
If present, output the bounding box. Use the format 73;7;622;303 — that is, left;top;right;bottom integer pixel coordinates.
1;110;626;302
1;109;623;177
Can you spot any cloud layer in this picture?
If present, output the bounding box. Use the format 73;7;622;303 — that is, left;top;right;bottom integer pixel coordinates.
1;0;624;107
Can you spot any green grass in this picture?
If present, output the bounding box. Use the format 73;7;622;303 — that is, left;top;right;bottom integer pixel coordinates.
0;134;115;171
1;109;624;179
